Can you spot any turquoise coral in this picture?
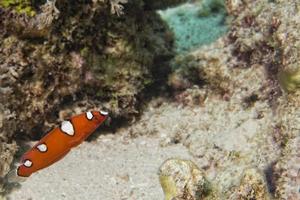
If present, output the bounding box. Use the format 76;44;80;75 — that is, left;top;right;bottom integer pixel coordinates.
158;1;228;53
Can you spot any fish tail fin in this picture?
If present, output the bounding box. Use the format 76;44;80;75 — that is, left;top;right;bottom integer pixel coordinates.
6;167;27;183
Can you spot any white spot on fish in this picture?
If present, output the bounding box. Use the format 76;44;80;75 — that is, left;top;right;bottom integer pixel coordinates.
86;111;93;120
24;160;32;168
37;143;47;152
61;120;75;136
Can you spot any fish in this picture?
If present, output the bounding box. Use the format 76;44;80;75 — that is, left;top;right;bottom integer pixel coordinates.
7;110;108;182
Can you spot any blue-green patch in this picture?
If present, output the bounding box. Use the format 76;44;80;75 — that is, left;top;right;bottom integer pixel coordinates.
158;1;228;53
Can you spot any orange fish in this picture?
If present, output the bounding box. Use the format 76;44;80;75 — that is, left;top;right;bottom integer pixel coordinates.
8;110;108;181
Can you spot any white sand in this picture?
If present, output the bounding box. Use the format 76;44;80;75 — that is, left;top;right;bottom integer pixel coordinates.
6;93;280;199
7;134;192;200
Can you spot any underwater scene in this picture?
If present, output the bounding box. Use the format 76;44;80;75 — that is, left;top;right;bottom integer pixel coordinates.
0;0;299;199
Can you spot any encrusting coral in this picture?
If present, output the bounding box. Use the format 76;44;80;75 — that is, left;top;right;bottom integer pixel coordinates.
228;168;271;200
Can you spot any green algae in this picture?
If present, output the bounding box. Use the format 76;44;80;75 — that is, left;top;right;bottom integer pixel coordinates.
0;0;36;16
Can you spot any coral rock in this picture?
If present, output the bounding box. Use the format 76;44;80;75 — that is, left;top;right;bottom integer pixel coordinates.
158;158;215;200
229;168;271;200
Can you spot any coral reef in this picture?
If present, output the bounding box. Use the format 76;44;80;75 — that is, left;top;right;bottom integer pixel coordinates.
226;0;300;95
163;0;300;199
2;0;300;198
0;0;185;194
128;0;300;198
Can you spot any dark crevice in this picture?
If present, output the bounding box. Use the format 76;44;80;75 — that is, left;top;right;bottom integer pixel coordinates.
264;161;278;196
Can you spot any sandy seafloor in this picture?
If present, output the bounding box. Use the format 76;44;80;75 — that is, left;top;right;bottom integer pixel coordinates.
7;94;281;199
7;122;192;200
6;1;300;199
